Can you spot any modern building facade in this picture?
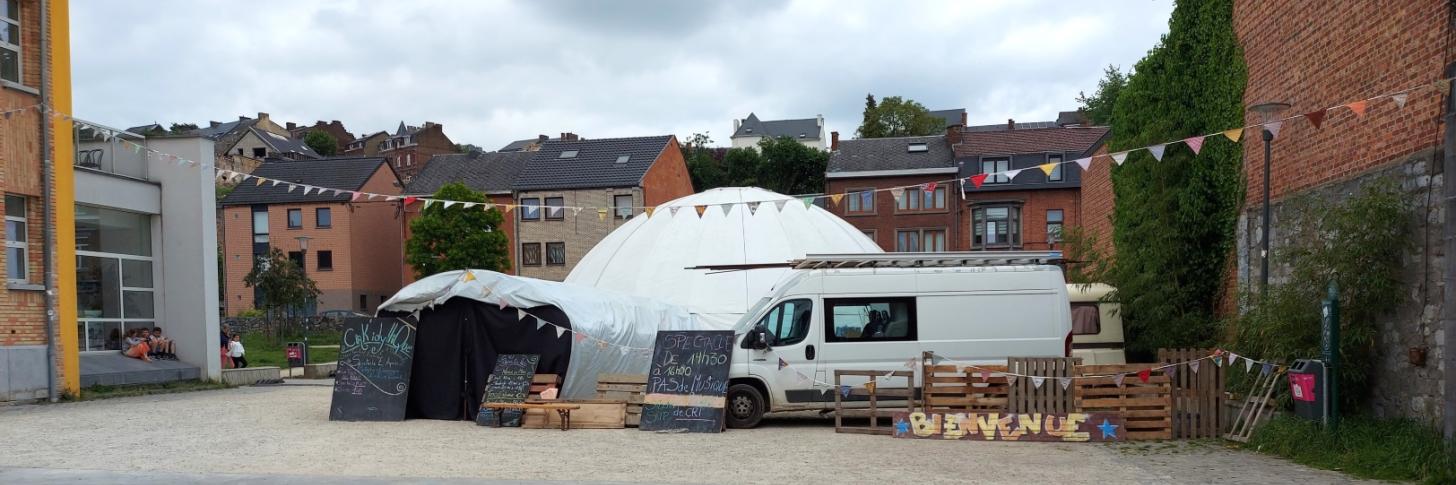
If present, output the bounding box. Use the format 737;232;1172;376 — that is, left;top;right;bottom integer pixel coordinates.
511;135;693;281
218;157;403;316
402;150;530;283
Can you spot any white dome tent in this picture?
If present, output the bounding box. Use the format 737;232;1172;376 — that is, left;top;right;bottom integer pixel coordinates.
566;187;882;328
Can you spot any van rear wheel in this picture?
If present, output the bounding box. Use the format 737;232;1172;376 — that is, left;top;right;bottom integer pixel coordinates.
726;383;765;429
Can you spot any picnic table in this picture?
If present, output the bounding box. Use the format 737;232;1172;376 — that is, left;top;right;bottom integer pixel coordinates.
480;401;582;431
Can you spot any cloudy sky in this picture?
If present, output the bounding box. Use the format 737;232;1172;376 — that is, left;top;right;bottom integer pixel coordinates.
73;0;1173;150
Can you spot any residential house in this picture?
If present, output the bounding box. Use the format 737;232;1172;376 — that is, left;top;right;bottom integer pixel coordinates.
218;157;403;316
825;116;1107;253
191;112;291;174
223;126;321;161
286;120;355;154
730;113;826;150
376;121;455;183
511;135;693;281
343;130;388;157
499;132;582;152
402;150;530;283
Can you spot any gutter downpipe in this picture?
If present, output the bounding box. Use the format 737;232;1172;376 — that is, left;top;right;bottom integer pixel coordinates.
38;0;59;402
1442;67;1456;440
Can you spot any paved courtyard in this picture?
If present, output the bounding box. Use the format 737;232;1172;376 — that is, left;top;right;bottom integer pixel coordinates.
0;382;1372;484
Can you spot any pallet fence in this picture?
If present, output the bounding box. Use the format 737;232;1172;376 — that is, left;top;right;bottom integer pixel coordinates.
594;373;646;427
1007;357;1080;414
1158;348;1226;438
833;370;914;435
920;356;1009;414
1075;364;1174;440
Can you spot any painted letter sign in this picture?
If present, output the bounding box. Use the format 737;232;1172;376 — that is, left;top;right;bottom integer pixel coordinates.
891;411;1125;442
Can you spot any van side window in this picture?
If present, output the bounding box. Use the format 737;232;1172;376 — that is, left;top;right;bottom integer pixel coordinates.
757;299;811;346
825;297;917;343
1071;303;1101;335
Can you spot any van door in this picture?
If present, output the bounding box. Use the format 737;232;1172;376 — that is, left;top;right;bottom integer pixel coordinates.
815;297;921;392
744;298;824;409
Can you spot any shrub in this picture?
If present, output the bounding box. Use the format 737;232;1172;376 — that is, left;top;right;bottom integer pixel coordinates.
1249;415;1456;484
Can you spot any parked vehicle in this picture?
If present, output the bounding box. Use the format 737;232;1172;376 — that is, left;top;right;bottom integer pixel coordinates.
1068;283;1126;365
727;252;1073;428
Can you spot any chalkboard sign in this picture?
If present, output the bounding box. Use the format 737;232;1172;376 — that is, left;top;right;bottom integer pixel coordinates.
477;354;540;427
329;318;417;421
639;330;734;433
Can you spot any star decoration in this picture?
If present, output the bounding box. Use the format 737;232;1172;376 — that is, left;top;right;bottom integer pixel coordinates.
1097;419;1119;439
895;418;911;435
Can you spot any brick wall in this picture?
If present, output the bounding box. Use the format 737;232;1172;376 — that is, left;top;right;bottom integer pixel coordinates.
516;188;641;281
964;187;1080;251
825;173;963;251
1076;145;1115;256
347;168;404;312
641;138;694;206
382;124;455;182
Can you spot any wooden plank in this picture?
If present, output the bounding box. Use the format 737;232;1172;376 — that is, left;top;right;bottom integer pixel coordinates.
596;373;648;384
522;400;627;429
835;427;894;436
596;383;646;393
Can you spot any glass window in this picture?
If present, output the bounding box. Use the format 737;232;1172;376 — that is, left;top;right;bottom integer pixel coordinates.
544;197;564;220
316;208;332;228
521;243;542;266
288;251;304;271
252;147;267;158
77;256;121;318
317;250;333;271
76;205;152;256
895;229;946;252
924;229;946;252
0;0;17;84
1047;209;1064;244
287;209;302;229
1071;303;1101;335
982;158;1010;184
359;294;368;311
251;209;269;244
973;206;1021;249
755;299;811;346
895;230;920;252
123;290;154;319
847;188;874;214
614;194;634;219
6;194;25;281
520;198;540;221
121;259;152;287
1048;155;1064;182
545;242;566;265
826;298;917;342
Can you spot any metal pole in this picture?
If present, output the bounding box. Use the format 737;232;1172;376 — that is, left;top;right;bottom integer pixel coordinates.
38;0;57;402
1261;129;1274;297
1439;67;1456;440
1321;281;1340;429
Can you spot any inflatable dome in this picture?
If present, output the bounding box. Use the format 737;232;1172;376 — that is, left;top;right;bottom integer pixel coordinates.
566;187;882;328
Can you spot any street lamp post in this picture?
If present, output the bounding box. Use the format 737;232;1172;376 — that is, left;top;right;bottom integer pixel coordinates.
294;235;312;363
1248;102;1290;297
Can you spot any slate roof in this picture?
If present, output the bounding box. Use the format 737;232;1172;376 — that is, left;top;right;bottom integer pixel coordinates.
406;151;531;195
964;120;1059;132
731;113;821;140
956;126;1110;157
499;139;539;152
827;135;956;174
192;118;251;139
511;135;673;191
929;108;966;128
219;157;392;206
252;127;321;159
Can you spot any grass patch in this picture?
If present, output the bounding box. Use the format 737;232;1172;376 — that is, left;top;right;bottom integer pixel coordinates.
68;379;232;402
241;330;340;368
1247;414;1456;484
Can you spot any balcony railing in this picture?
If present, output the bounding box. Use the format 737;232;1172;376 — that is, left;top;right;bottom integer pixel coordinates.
73;119;148;180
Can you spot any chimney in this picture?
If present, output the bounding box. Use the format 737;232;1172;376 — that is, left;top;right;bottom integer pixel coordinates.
961;111;968;127
238;116;247;121
257;112;270;124
945;125;961;146
733;119;741;134
831;131;840;151
562;132;579;141
538;134;549;143
286;122;297;131
210;121;221;128
1007;118;1015;130
817;114;824;127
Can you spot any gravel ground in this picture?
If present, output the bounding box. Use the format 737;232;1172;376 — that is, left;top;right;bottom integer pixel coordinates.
0;383;1374;484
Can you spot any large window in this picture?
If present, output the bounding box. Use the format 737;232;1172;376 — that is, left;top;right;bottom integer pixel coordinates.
755;298;811;346
6;194;26;282
519;198;541;221
896;186;946;212
614;194;634;219
846;188;874;214
545;242;566;265
1047;209;1064;244
826;297;916;342
0;0;18;84
251;208;269;244
981;158;1011;184
316;208;332;228
896;228;946;252
544;197;565;220
521;243;542;266
76;205;156;352
287;208;302;229
1047;154;1064;182
972;205;1021;249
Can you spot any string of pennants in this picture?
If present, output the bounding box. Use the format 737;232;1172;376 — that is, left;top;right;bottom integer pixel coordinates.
450;270;658;355
914;349;1285;394
4;75;1445;217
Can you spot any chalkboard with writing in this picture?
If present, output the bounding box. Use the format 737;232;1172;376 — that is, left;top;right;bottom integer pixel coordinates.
329;318;417;421
639;330;735;433
477;354;540;427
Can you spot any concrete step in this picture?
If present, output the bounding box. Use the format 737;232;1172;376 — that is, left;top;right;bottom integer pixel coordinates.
80;353;200;388
221;367;282;386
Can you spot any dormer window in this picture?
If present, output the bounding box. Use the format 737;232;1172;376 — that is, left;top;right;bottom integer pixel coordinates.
559;150;578;159
907;143;928;153
615;155;630;164
799;134;806;138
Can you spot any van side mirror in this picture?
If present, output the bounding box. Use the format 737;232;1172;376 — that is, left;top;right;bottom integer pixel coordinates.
740;325;771;350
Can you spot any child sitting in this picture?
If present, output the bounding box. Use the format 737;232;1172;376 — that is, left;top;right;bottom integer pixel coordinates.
122;329;151;362
148;327;176;360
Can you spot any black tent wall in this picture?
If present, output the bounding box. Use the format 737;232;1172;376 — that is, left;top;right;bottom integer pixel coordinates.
397;298;572;420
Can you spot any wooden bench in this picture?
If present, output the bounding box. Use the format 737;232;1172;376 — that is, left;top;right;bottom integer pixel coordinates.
480;401;582;430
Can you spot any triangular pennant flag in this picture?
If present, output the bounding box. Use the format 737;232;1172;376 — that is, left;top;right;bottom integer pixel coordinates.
747;202;761;215
864;381;876;394
1004;168;1024;179
1147;144;1166;161
924;181;938;193
443;201;457;209
1392;93;1409;108
497;299;508;310
517;308;526;321
980;370;991;382
501;204;513;214
773;200;789;212
572;207;584;216
462;203;477;210
969;173;988;188
287;184;298;193
1346;100;1368;117
889;187;905;202
1263;121;1283;139
1189;360;1200;374
350;192;362;202
254;177;266;186
1137;369;1151;383
1059;377;1072;390
597;209;608;221
694;205;707;217
1184;136;1205;155
1261;363;1273;376
929;353;945;365
1006;375;1019;386
574;332;587;343
1032;376;1045;389
1114;373;1126;387
305;186;318;195
1111;152;1129;165
722;203;734;216
668;206;681;216
644;207;655;217
1305;109;1327;129
423;199;436;209
1075;157;1092;171
778;358;788;370
840;385;852;398
555;326;567;338
536;319;547;331
1228;352;1238;366
368;194;380;200
1038;163;1057;176
403;196;418;206
462;270;476;282
1222;128;1244;143
801;196;814;209
1245;356;1255;372
830;193;844;206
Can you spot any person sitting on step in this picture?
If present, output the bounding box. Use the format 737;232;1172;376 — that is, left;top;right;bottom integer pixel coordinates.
122;328;152;362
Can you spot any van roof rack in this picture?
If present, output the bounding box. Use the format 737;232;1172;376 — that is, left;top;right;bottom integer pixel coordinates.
687;251;1064;271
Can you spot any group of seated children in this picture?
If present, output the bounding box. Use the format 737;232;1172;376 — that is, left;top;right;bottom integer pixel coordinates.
122;327;176;362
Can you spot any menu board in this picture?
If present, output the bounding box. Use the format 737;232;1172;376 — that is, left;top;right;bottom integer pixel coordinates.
639;330;734;433
329;318;417;421
477;354;540;427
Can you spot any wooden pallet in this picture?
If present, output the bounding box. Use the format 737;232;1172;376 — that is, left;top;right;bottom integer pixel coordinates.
1007;357;1080;414
522;399;627;429
1076;364;1173;440
833;369;914;435
1226;364;1284;443
595;373;646;427
530;374;560;400
921;357;1009;414
1158;348;1225;438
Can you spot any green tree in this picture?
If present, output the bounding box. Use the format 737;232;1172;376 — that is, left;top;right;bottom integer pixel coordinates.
721;147;761;188
304;130;339;156
455;143;484;153
1076;65;1128;125
168;122;198;134
243;248;321;321
1106;0;1246;356
682;132;729;191
405;182;510;278
755;136;828;195
856;95;942;138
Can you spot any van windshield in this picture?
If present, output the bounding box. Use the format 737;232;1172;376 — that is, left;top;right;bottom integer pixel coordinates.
733;297;772;332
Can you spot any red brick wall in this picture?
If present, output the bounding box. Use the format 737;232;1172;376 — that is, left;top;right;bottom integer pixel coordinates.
1076;145;1114;256
641;138;694;206
347;168;404;311
383;124;455;182
964;188;1081;251
826;173;962;251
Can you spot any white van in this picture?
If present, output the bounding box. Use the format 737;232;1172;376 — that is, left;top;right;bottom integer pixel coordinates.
726;252;1072;428
1068;283;1126;364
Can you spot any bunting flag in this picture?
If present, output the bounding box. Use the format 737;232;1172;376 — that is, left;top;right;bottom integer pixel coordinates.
497;299;508;310
1228;352;1238;366
840;385;852;398
694;205;707;217
1184;136;1205;155
574;332;587;343
403;196;418;206
462;203;477;210
1032;376;1045;389
1114;373;1126;387
889;187;905;203
865;380;877;393
1059;377;1072;390
800;196;814;209
1137;369;1151;383
423;200;436;209
1346;100;1368;117
668;206;681;216
536;319;547;331
572;207;584;216
1006;375;1018;386
463;271;477;282
747;201;761;215
1189;360;1200;374
929;353;945;365
1222;127;1243;142
969;173;988;189
924;181;938;193
443;201;457;209
773;200;789;212
501;204;513;214
1147;144;1166;161
1213;354;1223;367
255;178;266;186
1393;93;1409;108
1110;152;1128;165
1038;163;1057;176
1075;157;1092;171
350;192;362;202
597;209;608;221
1305;109;1327;129
1004;168;1024;180
1261;363;1273;376
1264;121;1283;139
778;358;789;370
555;326;566;338
1245;356;1255;372
640;207;653;218
516;308;526;321
980;370;991;382
286;184;298;193
830;193;844;206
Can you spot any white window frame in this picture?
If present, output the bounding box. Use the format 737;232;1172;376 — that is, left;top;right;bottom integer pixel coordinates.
981;158;1011;184
76;251;158;352
5;194;26;282
1;0;19;85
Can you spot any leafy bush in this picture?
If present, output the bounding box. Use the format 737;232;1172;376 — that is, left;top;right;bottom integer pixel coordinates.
236;307;266;318
1249;415;1456;484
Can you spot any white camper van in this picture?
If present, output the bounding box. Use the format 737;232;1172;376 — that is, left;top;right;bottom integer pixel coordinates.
726;252;1072;428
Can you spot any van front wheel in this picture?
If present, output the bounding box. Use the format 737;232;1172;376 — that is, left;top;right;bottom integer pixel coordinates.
726;383;765;429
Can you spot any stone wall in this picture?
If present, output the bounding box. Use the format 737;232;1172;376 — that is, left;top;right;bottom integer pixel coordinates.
1236;150;1445;421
